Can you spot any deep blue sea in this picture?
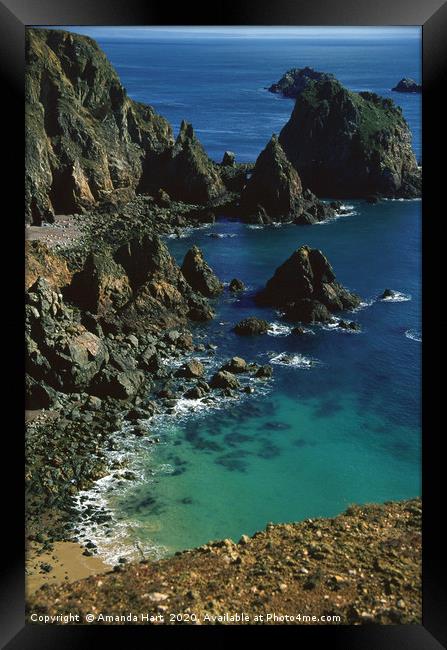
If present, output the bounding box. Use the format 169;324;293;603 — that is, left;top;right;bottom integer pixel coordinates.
67;28;422;562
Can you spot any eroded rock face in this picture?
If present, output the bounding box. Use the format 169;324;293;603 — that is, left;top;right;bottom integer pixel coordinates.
25;240;72;290
161;121;226;204
181;245;223;298
26;278;109;394
25;27;174;224
68;251;132;316
279;76;421;198
107;235;216;331
256;245;360;323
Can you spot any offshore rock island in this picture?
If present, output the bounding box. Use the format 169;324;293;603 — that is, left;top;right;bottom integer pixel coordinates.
25;27;421;624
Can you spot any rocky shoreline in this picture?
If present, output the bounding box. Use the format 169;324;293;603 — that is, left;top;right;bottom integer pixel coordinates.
25;27;421;618
27;499;421;625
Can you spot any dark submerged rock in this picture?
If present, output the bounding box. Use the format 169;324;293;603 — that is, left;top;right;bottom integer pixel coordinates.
229;278;245;292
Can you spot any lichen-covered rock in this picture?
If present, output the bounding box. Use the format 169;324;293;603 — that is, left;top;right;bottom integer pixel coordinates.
25;28;174;224
234;317;269;336
279;74;421;198
25;240;72;290
256;245;360;323
181;246;223;298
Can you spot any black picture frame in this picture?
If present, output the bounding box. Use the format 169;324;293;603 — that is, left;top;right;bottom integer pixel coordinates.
3;0;445;647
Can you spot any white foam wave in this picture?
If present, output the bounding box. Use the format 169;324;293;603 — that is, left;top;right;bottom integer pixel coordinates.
246;224;264;230
269;352;320;368
267;322;292;336
405;329;422;342
380;290;412;303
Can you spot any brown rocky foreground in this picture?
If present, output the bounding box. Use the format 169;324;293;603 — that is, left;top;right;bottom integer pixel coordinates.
28;498;421;625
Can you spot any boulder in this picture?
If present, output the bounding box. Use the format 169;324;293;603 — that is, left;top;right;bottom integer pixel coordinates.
256;246;360;323
234;317;269;336
175;360;204;379
210;371;240;390
25;278;109;392
221;357;247;374
181;246;223;297
92;368;145;400
229;278;245;292
279;73;421;198
338;320;361;331
255;365;273;379
222;151;236;166
183;386;206;399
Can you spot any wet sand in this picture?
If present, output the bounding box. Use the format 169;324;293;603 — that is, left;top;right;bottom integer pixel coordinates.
26;541;110;596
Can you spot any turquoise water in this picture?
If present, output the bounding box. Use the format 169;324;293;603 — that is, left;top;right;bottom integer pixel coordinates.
102;201;421;556
65;28;421;558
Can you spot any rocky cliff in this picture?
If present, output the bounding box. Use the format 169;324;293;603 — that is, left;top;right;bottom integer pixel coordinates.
26;237;219;407
256;245;360;322
25;29;227;225
278;74;421;198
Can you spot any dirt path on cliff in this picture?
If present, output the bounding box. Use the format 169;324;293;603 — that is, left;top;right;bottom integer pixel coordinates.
28;499;421;626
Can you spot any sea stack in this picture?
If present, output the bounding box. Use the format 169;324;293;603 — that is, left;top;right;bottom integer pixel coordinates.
268;66;335;98
278;73;421;198
256;245;360;323
240;135;337;224
392;78;422;93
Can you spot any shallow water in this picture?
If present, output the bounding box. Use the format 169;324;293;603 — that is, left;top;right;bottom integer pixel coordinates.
78;201;421;561
64;28;421;561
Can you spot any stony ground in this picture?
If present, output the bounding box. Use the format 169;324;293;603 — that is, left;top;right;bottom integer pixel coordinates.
28;498;421;625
